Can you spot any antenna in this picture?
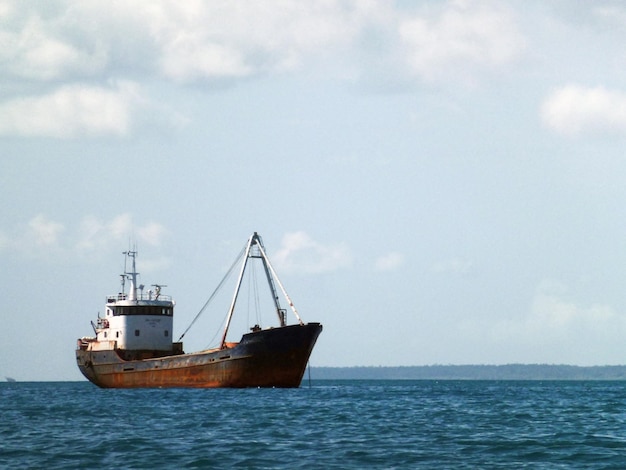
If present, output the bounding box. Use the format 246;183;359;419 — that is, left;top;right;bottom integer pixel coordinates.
152;284;167;300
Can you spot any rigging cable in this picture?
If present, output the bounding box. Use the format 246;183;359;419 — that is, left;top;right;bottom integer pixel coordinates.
177;245;246;342
203;313;228;350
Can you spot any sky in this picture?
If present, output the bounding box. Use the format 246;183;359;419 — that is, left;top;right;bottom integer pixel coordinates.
3;1;626;381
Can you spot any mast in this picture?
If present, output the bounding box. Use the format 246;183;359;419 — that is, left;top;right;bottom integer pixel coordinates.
123;250;139;301
219;232;304;349
254;233;286;326
220;234;255;348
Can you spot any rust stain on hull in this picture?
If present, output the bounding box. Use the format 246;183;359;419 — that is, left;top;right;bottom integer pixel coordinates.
77;323;322;388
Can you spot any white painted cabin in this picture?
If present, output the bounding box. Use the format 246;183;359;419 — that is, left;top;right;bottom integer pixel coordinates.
95;251;175;352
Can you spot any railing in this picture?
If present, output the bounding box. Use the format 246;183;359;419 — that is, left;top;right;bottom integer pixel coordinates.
107;293;173;303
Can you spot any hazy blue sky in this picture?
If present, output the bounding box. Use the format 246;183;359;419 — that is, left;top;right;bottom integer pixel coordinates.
3;1;626;381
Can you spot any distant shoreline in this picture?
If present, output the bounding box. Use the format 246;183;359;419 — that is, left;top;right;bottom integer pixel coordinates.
310;365;626;380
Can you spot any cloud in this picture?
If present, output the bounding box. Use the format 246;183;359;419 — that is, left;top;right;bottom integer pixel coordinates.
0;1;368;84
541;85;626;137
517;281;626;359
75;214;170;272
0;1;531;137
28;214;65;247
474;279;626;364
147;1;369;83
0;214;66;257
137;222;169;247
398;0;525;83
273;231;351;274
375;252;405;271
77;214;168;252
0;214;168;258
0;1;373;137
0;3;107;81
0;1;527;87
529;289;616;333
77;214;130;251
0;81;142;138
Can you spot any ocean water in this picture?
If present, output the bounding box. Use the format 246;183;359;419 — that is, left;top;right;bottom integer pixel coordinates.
1;380;625;469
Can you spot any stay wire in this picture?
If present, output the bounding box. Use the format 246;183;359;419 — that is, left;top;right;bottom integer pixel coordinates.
177;245;246;342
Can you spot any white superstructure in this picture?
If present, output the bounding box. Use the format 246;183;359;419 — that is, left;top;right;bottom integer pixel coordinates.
94;251;174;352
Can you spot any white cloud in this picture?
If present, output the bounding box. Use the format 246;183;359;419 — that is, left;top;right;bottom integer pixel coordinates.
273;231;351;274
150;1;368;82
0;215;66;256
28;214;65;247
528;289;616;333
0;3;107;81
75;214;170;272
4;22;105;81
0;1;527;88
77;214;168;252
160;41;251;82
77;214;130;251
475;280;626;364
107;214;134;241
0;81;142;138
375;252;404;271
0;213;168;258
541;85;626;137
0;1;534;140
137;222;169;247
1;0;368;84
0;1;376;137
398;0;525;83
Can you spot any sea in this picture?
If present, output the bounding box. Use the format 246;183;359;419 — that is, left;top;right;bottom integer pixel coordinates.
1;380;626;469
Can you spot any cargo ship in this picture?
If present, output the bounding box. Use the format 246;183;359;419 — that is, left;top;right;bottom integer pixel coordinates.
76;233;322;388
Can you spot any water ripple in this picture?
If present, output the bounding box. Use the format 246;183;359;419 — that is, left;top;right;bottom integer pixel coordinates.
1;381;626;468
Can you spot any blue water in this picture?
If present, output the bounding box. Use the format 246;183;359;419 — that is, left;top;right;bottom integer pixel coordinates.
1;381;626;469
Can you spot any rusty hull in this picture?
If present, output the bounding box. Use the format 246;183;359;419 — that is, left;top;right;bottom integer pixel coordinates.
76;323;322;388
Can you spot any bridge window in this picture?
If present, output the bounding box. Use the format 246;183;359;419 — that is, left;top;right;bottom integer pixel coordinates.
116;306;173;316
